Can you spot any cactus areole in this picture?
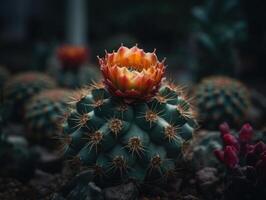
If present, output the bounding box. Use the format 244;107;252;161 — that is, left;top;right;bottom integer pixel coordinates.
61;46;197;186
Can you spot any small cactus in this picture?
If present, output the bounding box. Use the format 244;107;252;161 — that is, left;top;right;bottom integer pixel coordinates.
195;76;250;129
214;123;266;200
25;89;73;145
48;45;101;89
3;72;56;121
192;131;222;169
60;46;197;186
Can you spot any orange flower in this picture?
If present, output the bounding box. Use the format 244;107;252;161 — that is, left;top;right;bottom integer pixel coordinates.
99;45;165;103
57;45;89;68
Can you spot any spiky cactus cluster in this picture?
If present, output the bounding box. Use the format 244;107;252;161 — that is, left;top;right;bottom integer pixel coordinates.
214;123;266;200
3;72;56;121
195;76;250;129
25;89;72;144
60;81;196;186
59;46;197;187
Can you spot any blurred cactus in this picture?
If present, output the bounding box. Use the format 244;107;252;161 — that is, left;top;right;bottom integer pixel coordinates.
192;131;222;169
3;72;56;122
60;46;197;186
48;45;101;89
25;89;72;146
195;76;250;129
214;123;266;200
190;0;247;79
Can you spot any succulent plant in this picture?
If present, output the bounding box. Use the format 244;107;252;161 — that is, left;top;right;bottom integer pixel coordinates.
48;45;101;89
25;89;72;145
60;46;197;187
192;131;222;169
0;66;10;102
195;76;250;130
190;0;247;79
3;72;56;122
214;123;266;200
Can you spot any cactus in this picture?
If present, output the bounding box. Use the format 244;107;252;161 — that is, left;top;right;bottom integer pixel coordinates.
25;89;72;145
3;72;56;121
48;45;101;89
195;76;250;130
0;66;10;102
60;46;197;186
214;123;266;200
192;131;222;169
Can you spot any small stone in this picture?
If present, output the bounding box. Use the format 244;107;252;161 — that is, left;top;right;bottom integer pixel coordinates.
196;167;219;196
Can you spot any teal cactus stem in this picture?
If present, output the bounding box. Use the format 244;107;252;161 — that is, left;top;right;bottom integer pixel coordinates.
60;82;197;186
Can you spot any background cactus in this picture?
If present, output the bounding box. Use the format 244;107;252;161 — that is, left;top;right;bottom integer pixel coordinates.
25;88;73;145
191;131;222;169
195;76;250;130
3;72;56;122
60;81;196;186
189;0;247;80
48;45;101;89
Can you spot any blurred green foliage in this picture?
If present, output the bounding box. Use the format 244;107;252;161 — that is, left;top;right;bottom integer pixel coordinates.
189;0;247;80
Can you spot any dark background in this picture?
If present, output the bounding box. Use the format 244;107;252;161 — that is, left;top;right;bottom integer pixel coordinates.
0;0;265;84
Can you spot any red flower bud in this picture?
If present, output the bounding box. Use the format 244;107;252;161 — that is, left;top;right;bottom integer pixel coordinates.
223;134;240;152
214;149;224;162
224;146;239;169
239;123;253;143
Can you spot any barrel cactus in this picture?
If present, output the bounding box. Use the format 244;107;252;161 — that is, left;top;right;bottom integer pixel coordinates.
195;76;250;129
49;45;101;89
3;72;57;121
25;89;72;145
60;46;197;187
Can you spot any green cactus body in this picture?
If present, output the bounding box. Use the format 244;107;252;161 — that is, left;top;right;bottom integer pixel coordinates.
25;89;72;144
3;72;57;121
195;76;250;129
60;83;196;186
